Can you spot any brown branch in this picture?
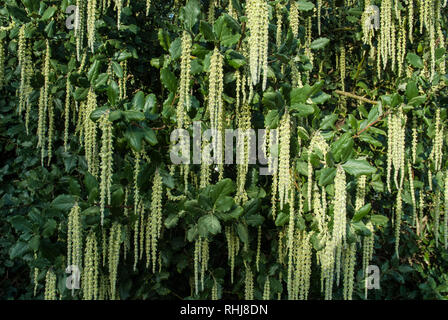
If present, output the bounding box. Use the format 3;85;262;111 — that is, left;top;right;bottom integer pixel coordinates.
353;110;391;139
334;90;378;105
236;22;246;51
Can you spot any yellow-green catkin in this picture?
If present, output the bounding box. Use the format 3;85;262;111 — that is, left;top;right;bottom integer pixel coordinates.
87;0;96;52
340;46;346;92
363;221;374;299
394;188;403;257
211;280;218;300
433;108;443;172
18;26;32;118
37;40;51;165
408;162;417;227
0;38;4;87
247;0;269;90
444;170;448;249
177;31;192;131
75;0;86;61
296;230;312;300
146;0;151;15
64;74;71;151
201;238;209;291
408;0;414;43
256;226;261;272
67;203;83;269
33;253;39;296
99;111;114;225
208;0;215;24
355;175;367;211
412;116;418;164
342;242;356;300
108;222;122;300
276;4;283;47
244;264;254;300
115;0;122;30
84;89;99;176
434;192;441;247
278;112;291;210
208;47;225;178
287;186;295;300
47;95;54;165
289;0;299;38
317;0;322;35
333;165;347;285
82;232;99;300
263;276;270;300
148;169;163;273
44;269;57;300
194;237;201;295
387;108;407;192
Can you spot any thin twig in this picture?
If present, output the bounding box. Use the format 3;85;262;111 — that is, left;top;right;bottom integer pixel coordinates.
334;90;378;105
353;110;391;138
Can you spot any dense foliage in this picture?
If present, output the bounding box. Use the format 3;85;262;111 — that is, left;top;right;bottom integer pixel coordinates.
1;0;448;300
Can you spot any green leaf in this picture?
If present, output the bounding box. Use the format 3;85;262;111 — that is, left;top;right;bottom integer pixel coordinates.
318;167;336;186
371;214;389;226
297;0;315;11
111;61;123;79
165;214;179;229
41;6;57;20
352;203;372;222
211;179;235;204
7;5;30;22
236;223;249;244
405;81;418;100
351;221;372;236
310;38;330;50
8;216;32;234
107;81;119;106
160;68;178;93
275;211;289;227
289;103;315;116
246;214;264;227
90;106;109;122
331;133;353;163
42;219;57;237
123;111;145;122
408;95;426;107
158;29;171;51
262;91;284;109
180;0;201;31
198;215;221;237
342;159;376;177
124;127;144;152
406;53;423;69
51;195;76;211
215;196;234;212
200;21;216;42
265;110;279;129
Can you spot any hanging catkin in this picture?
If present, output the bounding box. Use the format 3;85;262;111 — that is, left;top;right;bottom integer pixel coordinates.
208;47;224;178
177;31;192;130
44;269;57;300
278;112;291;210
67;203;83;270
247;0;269;90
87;0;96;52
333;165;347;286
99;111;114;225
148;169;163;273
108;222;122;300
82;232;99;300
